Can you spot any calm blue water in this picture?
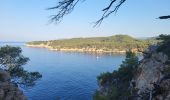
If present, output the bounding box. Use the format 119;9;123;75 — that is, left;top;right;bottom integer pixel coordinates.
0;42;126;100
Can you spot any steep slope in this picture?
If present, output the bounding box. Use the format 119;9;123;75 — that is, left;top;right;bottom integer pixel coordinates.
94;45;170;100
134;45;170;100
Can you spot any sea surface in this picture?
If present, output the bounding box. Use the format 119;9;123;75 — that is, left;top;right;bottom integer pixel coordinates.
0;42;128;100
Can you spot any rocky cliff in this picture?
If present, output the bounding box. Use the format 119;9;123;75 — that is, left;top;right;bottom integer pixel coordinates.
94;45;170;100
134;45;170;100
0;70;26;100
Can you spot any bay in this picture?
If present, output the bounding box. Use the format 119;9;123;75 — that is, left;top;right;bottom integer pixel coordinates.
0;42;125;100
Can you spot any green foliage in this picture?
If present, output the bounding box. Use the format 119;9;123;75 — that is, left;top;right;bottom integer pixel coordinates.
119;51;139;81
27;35;157;51
28;41;48;45
0;45;42;88
93;91;109;100
94;51;139;100
97;72;113;86
157;34;170;58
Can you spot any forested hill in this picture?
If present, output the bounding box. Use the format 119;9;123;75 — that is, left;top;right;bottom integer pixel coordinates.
26;35;158;53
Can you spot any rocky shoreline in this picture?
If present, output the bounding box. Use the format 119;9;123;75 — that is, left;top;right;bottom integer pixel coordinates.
26;44;142;54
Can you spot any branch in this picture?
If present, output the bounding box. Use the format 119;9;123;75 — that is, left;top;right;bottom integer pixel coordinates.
49;0;126;25
48;0;80;23
158;15;170;19
94;0;126;27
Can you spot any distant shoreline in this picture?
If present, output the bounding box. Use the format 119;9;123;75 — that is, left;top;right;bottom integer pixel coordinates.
26;44;142;54
25;35;157;54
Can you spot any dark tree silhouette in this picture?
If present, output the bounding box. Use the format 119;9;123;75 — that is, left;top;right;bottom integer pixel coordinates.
0;45;42;88
49;0;169;26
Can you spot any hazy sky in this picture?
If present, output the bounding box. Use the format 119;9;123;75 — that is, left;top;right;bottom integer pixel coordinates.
0;0;170;41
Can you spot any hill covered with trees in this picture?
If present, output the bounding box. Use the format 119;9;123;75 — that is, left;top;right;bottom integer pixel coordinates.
26;35;158;53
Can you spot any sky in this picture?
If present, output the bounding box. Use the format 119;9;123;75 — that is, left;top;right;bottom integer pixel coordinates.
0;0;170;42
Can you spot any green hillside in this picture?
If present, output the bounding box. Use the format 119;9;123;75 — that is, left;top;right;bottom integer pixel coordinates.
27;35;158;52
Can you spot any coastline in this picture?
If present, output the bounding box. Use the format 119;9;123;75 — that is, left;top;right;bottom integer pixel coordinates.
26;44;142;54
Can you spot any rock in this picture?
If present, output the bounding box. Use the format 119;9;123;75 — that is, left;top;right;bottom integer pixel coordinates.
160;79;170;91
134;45;170;100
151;79;170;100
0;70;10;82
153;52;169;63
0;89;5;100
143;45;158;58
0;70;27;100
135;52;167;93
